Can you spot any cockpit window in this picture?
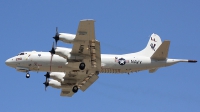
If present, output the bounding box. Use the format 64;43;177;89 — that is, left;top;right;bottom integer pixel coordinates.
18;53;24;55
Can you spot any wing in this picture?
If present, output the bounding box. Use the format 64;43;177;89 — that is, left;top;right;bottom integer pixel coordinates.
71;19;95;55
60;19;101;97
60;73;99;97
69;19;101;71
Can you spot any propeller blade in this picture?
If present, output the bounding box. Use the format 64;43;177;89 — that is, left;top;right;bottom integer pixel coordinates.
49;42;55;54
49;42;55;72
43;72;50;91
53;27;59;46
43;80;49;91
44;72;50;78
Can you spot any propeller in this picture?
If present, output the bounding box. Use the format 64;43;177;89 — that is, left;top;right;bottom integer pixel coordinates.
44;72;50;79
49;42;55;54
49;42;55;72
43;72;50;91
43;81;49;91
53;27;60;46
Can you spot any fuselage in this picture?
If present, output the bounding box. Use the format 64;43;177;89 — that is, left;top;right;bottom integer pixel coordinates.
5;50;181;74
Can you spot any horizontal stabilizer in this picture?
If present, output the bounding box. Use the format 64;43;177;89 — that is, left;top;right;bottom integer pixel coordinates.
149;68;158;73
151;40;170;60
60;89;74;97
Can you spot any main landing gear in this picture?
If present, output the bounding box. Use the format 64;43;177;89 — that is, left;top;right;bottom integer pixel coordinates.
79;62;85;70
72;86;78;93
26;72;30;78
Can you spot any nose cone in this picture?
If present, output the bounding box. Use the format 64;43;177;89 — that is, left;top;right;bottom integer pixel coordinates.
5;58;15;67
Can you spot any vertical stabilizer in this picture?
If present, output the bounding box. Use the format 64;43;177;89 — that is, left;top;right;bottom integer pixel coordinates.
136;33;162;57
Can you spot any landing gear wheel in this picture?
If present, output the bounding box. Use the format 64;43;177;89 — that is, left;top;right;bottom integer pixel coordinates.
26;73;30;78
79;62;85;70
72;86;78;93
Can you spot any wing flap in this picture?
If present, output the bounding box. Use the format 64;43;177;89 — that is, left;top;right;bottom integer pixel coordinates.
79;74;99;92
86;40;101;71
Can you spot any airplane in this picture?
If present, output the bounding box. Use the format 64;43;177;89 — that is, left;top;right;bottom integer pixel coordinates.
5;19;197;97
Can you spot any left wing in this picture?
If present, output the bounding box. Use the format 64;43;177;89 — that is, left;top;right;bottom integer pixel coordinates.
60;73;99;97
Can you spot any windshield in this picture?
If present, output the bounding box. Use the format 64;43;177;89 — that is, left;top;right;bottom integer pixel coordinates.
18;52;25;55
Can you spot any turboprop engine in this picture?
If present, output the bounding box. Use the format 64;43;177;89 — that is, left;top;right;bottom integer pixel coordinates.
55;47;71;59
52;27;75;45
43;79;66;89
43;79;73;90
44;72;65;82
59;33;75;44
55;47;83;60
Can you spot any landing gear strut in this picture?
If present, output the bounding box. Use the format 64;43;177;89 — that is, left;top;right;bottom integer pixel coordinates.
26;73;30;78
79;62;85;70
72;86;78;93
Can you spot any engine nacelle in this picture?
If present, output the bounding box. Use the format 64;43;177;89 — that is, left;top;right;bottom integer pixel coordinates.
55;47;71;59
55;47;83;60
59;33;75;44
49;72;65;82
48;79;71;89
48;79;61;89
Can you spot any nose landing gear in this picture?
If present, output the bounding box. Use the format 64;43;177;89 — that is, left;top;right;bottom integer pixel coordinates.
26;72;30;78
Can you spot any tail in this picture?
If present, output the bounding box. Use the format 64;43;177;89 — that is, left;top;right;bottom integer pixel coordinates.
136;33;162;57
151;40;170;60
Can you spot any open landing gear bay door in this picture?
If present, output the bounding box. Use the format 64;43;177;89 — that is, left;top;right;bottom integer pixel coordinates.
60;20;101;97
